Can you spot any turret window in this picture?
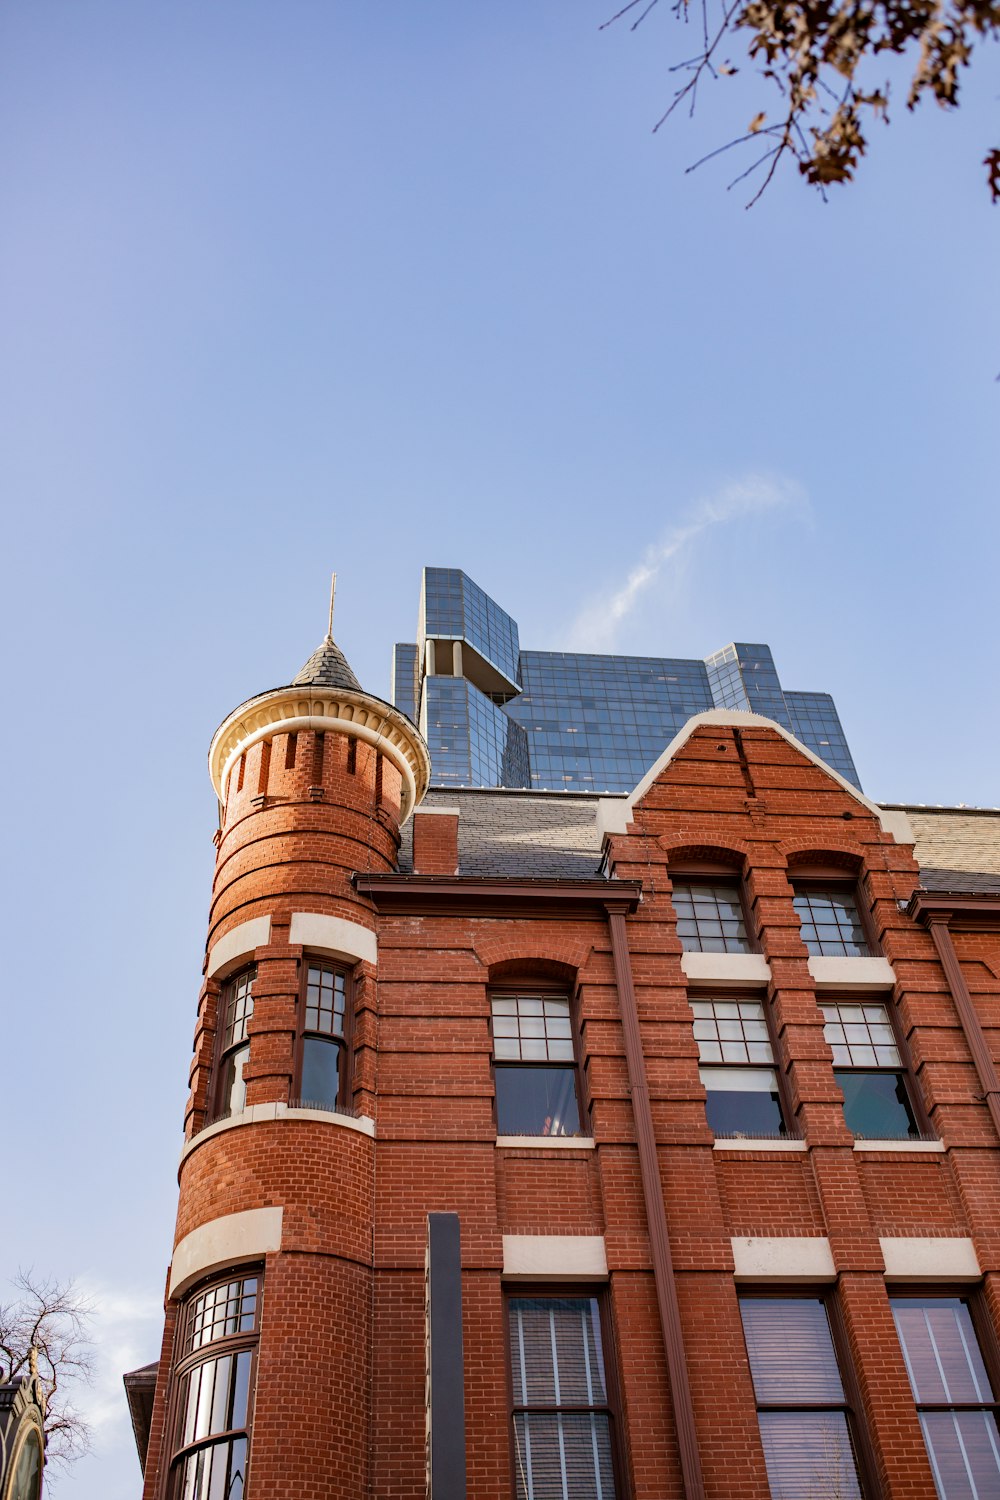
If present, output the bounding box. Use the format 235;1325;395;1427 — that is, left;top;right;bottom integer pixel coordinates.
294;962;350;1111
214;968;256;1120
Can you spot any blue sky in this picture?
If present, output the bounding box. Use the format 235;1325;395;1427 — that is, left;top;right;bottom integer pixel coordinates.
1;4;997;1495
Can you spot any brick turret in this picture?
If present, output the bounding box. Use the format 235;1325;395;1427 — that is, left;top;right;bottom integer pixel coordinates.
139;624;429;1500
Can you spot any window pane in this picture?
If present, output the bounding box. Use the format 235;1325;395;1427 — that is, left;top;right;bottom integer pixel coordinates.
509;1298;607;1406
741;1299;846;1403
837;1071;918;1139
794;889;869;957
218;1045;249;1118
893;1300;995;1406
304;965;346;1036
702;1072;785;1137
758;1411;862;1499
491;995;574;1064
300;1037;341;1110
822;1003;900;1067
671;882;751;954
496;1066;580;1137
920;1411;1000;1498
512;1413;616;1500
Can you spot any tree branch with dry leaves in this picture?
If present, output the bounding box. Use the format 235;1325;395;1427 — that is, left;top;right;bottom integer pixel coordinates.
603;0;1000;201
0;1272;94;1473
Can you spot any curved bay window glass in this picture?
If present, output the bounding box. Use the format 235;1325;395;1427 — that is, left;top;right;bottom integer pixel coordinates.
215;968;256;1119
169;1272;260;1500
297;963;347;1111
491;994;581;1137
507;1295;618;1500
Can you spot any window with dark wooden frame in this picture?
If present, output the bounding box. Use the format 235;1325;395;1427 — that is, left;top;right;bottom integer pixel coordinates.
506;1292;620;1500
892;1294;1000;1497
167;1270;261;1500
293;961;351;1112
739;1294;867;1499
692;996;787;1137
491;992;581;1137
213;967;256;1121
821;1000;923;1139
792;885;871;957
671;879;753;954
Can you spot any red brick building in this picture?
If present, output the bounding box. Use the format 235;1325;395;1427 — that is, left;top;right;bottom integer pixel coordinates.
130;626;1000;1500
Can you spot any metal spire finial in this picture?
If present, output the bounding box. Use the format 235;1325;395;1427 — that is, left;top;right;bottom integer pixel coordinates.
326;572;337;642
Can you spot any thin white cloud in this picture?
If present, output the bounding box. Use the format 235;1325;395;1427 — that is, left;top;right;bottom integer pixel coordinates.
75;1282;162;1440
566;474;805;652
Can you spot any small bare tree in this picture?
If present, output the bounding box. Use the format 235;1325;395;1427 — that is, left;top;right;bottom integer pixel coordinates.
603;0;1000;201
0;1272;94;1474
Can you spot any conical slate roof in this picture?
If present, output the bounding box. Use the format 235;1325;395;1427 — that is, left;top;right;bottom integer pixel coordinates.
291;635;363;693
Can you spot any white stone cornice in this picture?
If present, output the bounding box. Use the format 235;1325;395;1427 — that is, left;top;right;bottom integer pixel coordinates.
209;687;431;821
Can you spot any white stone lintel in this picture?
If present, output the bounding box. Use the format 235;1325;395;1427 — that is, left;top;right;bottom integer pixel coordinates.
206;917;271;978
808;955;896;990
731;1236;836;1282
682;952;771;987
502;1235;608;1280
854;1139;944;1153
880;1237;980;1281
713;1138;807;1152
170;1207;283;1298
495;1136;596;1151
289;912;377;966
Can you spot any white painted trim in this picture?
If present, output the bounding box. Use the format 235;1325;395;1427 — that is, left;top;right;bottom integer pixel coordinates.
208;687;431;821
854;1139;944;1154
597;710;905;839
731;1236;836;1282
413;806;461;817
880;1237;980;1281
877;809;915;843
170;1208;283;1298
502;1235;608;1280
180;1103;375;1165
714;1138;807;1152
808;956;896;990
289;912;377;966
207;917;271;978
682;952;771;987
495;1136;596;1151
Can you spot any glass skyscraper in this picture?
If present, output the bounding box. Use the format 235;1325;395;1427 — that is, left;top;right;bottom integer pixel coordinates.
391;568;862;793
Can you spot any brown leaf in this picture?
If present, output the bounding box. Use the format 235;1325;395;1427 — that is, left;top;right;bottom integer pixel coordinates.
749;111;767;131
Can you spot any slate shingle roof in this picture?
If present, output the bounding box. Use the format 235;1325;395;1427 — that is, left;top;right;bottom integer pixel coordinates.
292;636;363;693
918;867;1000;895
398;788;607;877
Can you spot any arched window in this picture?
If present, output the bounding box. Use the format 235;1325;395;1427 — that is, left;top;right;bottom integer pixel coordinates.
167;1270;260;1500
213;967;256;1120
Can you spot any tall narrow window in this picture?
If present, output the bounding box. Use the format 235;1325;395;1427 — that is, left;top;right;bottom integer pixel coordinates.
214;967;256;1120
740;1295;865;1498
822;1001;920;1139
491;994;581;1137
793;887;870;957
507;1294;619;1500
692;998;786;1136
168;1271;260;1500
295;962;348;1111
671;880;751;953
892;1295;1000;1498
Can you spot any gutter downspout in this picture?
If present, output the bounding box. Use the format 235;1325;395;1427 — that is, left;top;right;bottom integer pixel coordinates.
922;913;1000;1143
605;900;706;1500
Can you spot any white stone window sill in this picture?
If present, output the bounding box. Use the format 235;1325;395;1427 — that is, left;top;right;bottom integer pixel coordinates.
681;952;771;987
182;1101;375;1163
495;1135;596;1151
853;1138;944;1153
713;1138;807;1152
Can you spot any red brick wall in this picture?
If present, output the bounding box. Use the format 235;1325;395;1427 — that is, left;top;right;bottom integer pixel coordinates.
145;719;1000;1499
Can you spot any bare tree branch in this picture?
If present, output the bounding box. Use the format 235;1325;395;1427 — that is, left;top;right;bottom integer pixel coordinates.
0;1272;95;1473
605;0;1000;200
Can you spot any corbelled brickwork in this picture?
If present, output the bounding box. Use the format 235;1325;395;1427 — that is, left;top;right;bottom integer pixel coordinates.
139;695;1000;1500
